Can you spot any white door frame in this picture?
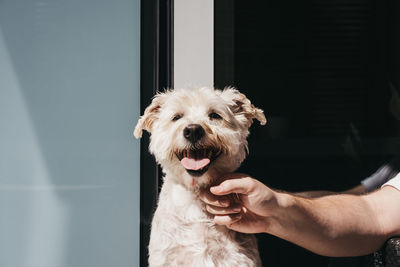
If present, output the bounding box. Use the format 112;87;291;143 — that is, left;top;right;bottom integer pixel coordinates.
174;0;214;88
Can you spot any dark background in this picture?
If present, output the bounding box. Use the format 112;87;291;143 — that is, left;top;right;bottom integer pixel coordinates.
215;0;400;266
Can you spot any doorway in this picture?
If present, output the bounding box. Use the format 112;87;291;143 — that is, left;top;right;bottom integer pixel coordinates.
215;0;400;265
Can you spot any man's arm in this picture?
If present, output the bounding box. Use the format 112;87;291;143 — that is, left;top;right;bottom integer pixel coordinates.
202;176;400;257
295;184;367;198
270;186;400;256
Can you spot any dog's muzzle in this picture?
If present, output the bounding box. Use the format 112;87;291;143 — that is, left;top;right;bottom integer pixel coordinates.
183;124;205;143
175;148;221;176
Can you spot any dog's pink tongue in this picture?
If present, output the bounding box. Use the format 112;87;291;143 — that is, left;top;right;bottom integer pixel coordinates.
181;157;210;170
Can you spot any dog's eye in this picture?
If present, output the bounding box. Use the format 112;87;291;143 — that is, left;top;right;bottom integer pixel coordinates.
172;114;182;121
209;112;222;120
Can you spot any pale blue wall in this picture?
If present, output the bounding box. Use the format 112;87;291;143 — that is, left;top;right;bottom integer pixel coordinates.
0;1;140;266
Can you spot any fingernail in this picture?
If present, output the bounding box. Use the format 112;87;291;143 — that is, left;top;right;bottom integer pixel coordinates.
211;186;221;193
233;207;242;212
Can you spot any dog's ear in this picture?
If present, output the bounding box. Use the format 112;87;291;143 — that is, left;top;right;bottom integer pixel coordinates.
221;87;267;127
134;93;165;138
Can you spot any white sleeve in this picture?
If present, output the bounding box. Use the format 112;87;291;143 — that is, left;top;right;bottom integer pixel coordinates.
382;173;400;191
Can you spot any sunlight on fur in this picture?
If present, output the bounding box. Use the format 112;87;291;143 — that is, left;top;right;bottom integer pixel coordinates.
135;87;266;266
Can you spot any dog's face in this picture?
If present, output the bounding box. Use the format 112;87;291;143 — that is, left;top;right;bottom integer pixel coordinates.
134;87;266;189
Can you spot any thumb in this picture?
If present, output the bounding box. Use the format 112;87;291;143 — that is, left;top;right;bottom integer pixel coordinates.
210;177;255;196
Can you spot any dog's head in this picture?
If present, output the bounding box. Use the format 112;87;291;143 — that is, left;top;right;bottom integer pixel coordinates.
134;87;266;189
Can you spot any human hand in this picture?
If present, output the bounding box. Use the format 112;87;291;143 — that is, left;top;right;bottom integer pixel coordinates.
200;173;278;233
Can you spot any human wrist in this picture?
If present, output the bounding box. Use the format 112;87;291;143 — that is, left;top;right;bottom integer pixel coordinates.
274;190;296;210
260;190;295;234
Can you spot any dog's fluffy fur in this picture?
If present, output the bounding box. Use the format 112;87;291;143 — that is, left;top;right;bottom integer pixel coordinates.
135;87;266;266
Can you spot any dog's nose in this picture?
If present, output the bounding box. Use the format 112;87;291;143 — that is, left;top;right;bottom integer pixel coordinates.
183;124;205;143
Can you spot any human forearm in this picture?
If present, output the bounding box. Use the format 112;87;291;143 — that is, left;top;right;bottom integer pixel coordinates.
268;191;389;257
295;185;367;198
294;190;338;198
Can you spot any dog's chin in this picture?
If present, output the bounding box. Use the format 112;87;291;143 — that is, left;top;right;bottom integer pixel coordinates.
185;165;210;177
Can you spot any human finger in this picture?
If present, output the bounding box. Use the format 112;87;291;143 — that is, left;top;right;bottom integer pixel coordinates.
199;190;230;207
210;177;256;196
205;204;242;215
213;213;242;226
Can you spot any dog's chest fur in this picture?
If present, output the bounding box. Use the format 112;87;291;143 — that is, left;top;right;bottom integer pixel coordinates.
148;178;261;267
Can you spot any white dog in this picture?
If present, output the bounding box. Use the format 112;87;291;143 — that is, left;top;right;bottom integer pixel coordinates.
134;87;266;266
